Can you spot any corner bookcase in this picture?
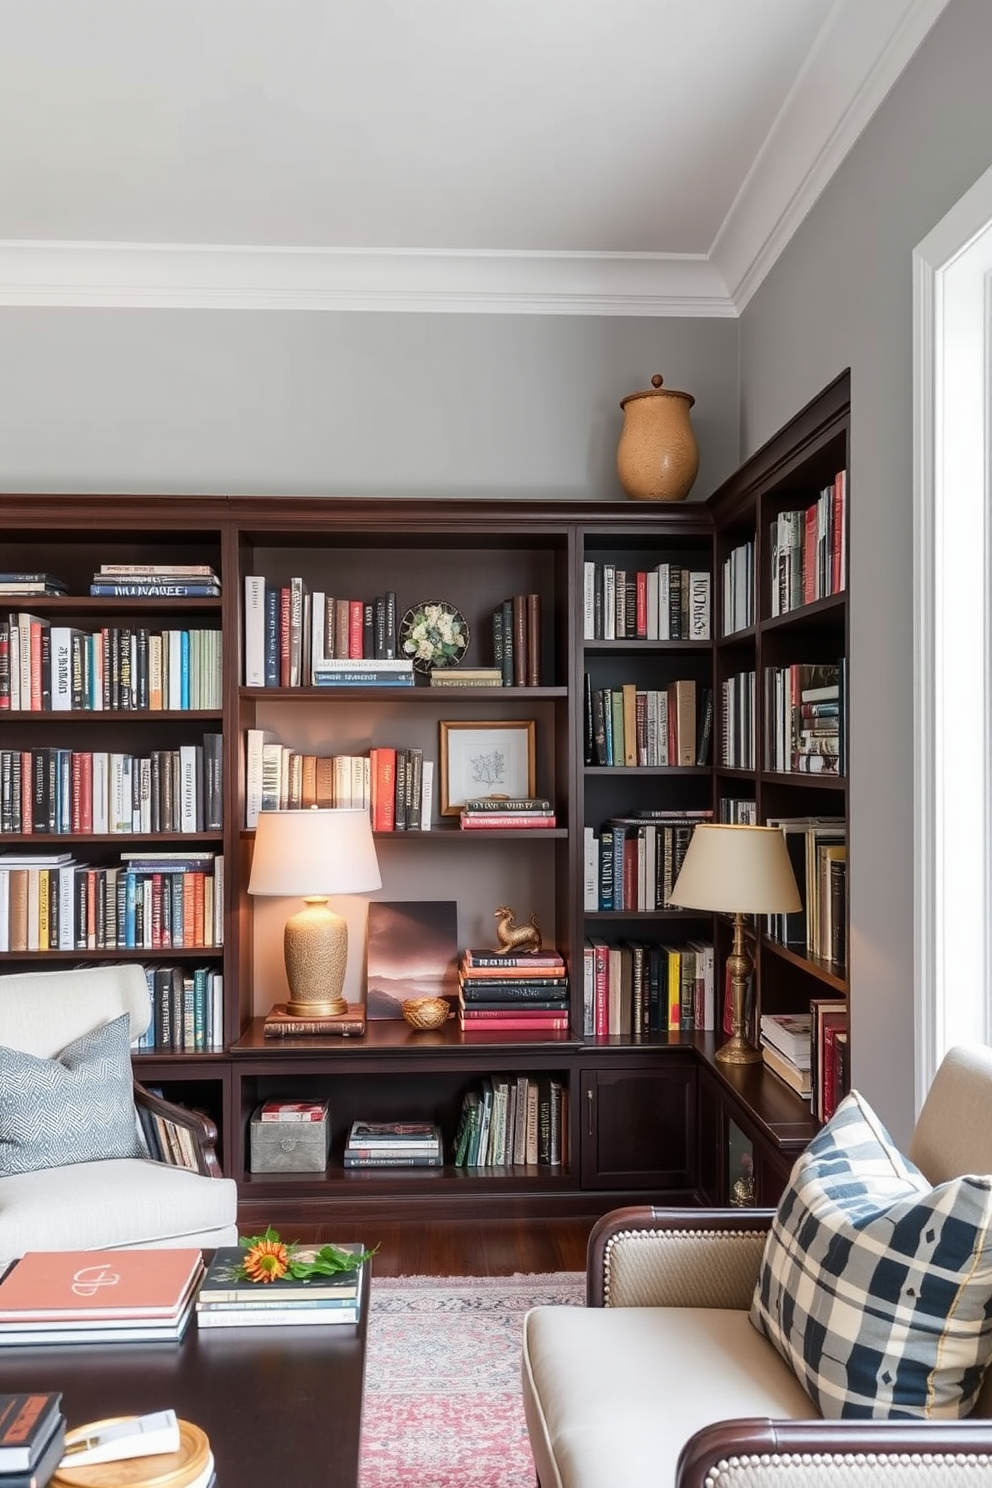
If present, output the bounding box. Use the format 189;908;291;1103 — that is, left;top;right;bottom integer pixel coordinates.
0;373;847;1227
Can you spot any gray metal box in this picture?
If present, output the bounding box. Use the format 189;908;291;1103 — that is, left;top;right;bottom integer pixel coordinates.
249;1109;331;1173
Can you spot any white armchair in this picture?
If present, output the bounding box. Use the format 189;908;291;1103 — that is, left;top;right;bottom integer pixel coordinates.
0;963;238;1258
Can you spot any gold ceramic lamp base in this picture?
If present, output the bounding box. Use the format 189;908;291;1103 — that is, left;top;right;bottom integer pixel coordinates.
284;896;349;1017
715;911;762;1066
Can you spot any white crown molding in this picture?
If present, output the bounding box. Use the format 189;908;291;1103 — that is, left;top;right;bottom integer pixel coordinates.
0;241;736;317
713;0;952;311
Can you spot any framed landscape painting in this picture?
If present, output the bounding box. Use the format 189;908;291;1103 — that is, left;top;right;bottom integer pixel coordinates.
439;719;536;816
365;900;459;1019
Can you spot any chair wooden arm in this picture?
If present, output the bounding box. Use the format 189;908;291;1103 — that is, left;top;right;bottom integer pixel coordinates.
677;1416;992;1488
134;1080;223;1178
587;1205;777;1308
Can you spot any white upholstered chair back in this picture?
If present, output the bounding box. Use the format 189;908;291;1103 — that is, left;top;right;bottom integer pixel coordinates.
909;1043;992;1186
0;964;151;1059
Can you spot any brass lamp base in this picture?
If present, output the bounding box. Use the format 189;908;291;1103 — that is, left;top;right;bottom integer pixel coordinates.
715;911;761;1066
284;896;349;1017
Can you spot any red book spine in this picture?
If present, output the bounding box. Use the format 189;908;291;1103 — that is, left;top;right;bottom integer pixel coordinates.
150;872;163;949
372;747;396;831
349;600;364;659
182;874;195;949
459;1015;569;1031
803;504;817;605
193;872;205;947
831;470;846;594
77;752;93;833
30;622;43;711
623;834;638;911
459;814;556;829
86;869;97;949
0;626;8;709
279;588;292;687
635;571;648;638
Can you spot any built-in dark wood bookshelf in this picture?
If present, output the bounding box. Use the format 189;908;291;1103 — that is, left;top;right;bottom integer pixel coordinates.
0;373;847;1226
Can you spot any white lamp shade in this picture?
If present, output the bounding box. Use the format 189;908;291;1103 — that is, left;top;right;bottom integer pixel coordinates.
668;823;802;916
247;808;382;897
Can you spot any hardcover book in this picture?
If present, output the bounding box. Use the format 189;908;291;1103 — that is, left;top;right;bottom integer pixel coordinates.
0;1249;203;1322
197;1245;364;1307
0;1393;63;1470
262;1003;366;1038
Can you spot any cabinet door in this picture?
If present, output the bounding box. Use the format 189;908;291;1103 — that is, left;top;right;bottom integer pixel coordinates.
579;1065;695;1190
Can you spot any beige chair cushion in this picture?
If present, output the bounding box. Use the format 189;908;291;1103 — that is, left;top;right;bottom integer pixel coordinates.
0;1157;238;1259
522;1305;813;1488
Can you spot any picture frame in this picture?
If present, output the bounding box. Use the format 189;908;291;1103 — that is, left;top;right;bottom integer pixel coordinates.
439;719;536;816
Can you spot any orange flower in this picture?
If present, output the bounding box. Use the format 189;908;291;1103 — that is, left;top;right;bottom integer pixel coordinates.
242;1237;290;1283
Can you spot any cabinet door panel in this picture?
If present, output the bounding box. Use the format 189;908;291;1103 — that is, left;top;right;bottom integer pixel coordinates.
580;1066;694;1189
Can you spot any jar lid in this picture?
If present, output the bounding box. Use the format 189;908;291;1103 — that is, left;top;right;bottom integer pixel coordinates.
620;374;695;410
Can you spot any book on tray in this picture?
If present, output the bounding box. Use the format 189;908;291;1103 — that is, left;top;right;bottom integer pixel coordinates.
343;1120;443;1168
195;1244;366;1329
0;1250;203;1347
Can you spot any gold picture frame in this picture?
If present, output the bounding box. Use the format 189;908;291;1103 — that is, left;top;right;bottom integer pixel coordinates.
439;719;537;816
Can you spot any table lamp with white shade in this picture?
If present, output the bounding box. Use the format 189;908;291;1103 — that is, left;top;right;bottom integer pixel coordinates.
247;808;382;1017
668;823;802;1065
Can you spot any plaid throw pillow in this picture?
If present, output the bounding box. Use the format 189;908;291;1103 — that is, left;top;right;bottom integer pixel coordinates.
750;1089;992;1418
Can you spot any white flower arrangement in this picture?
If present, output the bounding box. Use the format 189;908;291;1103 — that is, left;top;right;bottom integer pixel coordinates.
400;602;469;671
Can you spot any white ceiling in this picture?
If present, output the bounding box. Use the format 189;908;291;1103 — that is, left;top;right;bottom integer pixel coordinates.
0;0;949;315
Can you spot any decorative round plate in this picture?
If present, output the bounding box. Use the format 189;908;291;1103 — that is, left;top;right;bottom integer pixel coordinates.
399;600;470;674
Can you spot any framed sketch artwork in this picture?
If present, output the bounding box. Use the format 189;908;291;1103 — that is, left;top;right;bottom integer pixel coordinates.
439;719;536;816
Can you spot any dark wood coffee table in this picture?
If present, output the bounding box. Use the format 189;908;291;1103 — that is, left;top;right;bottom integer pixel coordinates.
0;1257;370;1488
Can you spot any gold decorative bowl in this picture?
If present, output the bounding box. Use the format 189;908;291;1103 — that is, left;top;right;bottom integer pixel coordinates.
402;997;451;1030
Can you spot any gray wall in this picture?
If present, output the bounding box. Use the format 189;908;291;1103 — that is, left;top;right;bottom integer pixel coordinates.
0;309;738;500
741;0;992;1144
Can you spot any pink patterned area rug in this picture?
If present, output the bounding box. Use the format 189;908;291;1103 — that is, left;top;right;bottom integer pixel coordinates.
359;1272;585;1488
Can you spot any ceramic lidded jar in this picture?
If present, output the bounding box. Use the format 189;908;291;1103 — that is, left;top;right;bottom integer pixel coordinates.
617;373;699;501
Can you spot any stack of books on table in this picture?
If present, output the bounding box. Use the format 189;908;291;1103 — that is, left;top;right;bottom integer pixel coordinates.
195;1245;366;1329
0;1249;203;1347
0;1392;66;1488
89;563;222;598
458;948;570;1034
458;797;556;830
759;1012;812;1099
343;1120;443;1169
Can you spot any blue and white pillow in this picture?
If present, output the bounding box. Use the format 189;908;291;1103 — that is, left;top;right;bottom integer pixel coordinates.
0;1014;144;1176
750;1089;992;1418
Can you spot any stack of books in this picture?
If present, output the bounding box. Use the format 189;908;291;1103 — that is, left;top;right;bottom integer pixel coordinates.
459;797;555;830
89;563;221;598
458;948;569;1033
195;1245;366;1329
0;1249;203;1347
311;658;415;688
759;1013;812;1098
0;1392;66;1488
0;573;67;598
343;1120;443;1168
429;667;502;689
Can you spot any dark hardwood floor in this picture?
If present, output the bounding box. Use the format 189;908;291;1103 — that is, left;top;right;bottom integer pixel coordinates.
247;1217;594;1276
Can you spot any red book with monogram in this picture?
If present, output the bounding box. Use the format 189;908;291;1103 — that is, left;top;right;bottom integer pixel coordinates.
0;1249;203;1322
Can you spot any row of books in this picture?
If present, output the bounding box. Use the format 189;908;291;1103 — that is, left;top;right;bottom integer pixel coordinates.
458;947;569;1033
244;576;402;686
0;736;223;836
582;937;716;1037
584;676;713;768
764;661;845;776
0;852;223;954
453;1074;566;1167
489;593;543;686
195;1243;365;1330
720;669;756;769
0;616;222;712
459;797;555;829
765;816;847;968
582;561;711;641
759;1001;849;1120
89;561;222;597
582;810;712;913
245;731;433;830
343;1120;443;1168
768;471;847;617
133;966;225;1054
721;538;755;637
0;1390;66;1487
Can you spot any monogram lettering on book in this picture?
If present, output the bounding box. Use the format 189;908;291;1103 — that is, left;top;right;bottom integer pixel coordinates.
72;1264;121;1297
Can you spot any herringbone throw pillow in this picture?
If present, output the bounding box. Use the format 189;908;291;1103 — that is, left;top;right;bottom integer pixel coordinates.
0;1013;144;1176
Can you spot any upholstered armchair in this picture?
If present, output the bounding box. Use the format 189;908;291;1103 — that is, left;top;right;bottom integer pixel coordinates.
0;963;238;1259
523;1045;992;1488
